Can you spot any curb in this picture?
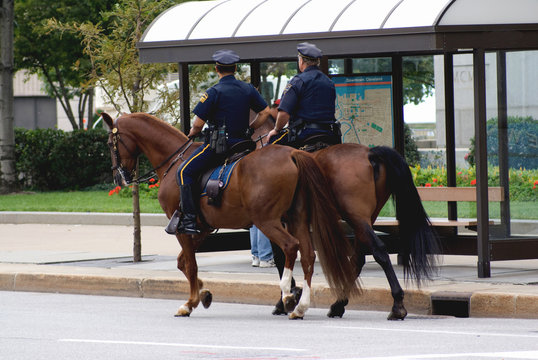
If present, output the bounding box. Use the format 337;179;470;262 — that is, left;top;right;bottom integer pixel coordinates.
0;211;169;227
1;271;538;319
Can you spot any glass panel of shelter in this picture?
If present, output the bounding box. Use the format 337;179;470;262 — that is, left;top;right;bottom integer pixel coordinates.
488;50;538;244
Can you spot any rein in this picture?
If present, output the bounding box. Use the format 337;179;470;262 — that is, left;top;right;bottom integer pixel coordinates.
110;126;193;185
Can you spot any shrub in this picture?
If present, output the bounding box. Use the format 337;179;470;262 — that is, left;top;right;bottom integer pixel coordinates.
15;128;112;190
404;123;420;166
466;116;538;169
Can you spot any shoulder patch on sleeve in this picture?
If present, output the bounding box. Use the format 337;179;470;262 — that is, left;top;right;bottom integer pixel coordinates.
200;92;209;103
282;82;293;96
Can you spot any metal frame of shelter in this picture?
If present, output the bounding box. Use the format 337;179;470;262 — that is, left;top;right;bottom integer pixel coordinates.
138;0;538;277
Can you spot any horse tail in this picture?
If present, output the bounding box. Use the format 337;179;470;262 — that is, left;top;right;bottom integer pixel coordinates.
368;146;440;285
290;150;360;300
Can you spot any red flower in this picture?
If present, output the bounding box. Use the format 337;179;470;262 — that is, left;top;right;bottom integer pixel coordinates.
425;183;432;187
108;186;121;196
439;184;444;187
432;178;437;183
471;179;476;186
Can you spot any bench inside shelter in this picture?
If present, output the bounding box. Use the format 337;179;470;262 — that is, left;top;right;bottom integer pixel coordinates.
371;186;538;261
373;186;504;237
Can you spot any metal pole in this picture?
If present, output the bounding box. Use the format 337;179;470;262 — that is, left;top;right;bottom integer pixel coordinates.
496;51;511;237
179;62;191;135
250;60;261;89
473;49;491;278
444;53;457;221
392;55;404;154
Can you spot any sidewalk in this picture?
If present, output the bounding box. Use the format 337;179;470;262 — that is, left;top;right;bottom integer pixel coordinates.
1;212;538;319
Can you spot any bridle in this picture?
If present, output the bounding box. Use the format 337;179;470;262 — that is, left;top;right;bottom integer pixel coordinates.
108;125;193;186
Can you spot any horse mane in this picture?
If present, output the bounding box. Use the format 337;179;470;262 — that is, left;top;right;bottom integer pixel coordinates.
118;112;188;141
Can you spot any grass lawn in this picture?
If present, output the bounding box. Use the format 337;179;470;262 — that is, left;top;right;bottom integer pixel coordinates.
0;190;536;220
0;191;163;213
378;200;538;220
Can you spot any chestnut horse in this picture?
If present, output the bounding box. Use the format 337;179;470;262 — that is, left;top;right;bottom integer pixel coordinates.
102;112;359;319
254;118;439;320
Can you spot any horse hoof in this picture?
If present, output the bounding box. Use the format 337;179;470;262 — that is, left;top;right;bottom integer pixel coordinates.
387;308;407;321
174;312;190;317
283;295;297;313
174;305;191;317
272;300;287;316
327;299;348;318
200;289;213;309
289;312;304;320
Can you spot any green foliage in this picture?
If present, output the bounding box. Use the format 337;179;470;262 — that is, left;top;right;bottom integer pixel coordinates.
14;128;111;190
404;123;420;166
402;56;434;106
409;164;537;201
466;116;538;169
44;0;183;117
14;0;115;129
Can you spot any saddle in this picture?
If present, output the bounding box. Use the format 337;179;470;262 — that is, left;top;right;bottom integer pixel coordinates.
200;139;256;206
299;134;334;153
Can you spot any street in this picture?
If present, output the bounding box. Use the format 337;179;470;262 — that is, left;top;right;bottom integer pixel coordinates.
2;291;538;360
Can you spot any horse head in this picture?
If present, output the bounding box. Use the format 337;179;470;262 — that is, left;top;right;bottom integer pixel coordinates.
102;112;139;186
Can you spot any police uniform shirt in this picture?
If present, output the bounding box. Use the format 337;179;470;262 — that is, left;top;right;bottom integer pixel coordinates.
279;66;336;124
193;75;267;140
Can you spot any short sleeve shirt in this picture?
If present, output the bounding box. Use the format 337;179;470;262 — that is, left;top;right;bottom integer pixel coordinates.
279;66;336;125
193;75;267;138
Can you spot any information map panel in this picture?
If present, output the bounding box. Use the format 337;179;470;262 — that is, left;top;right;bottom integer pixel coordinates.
333;75;394;147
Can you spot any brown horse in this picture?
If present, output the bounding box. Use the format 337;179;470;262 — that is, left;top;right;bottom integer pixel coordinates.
254;118;439;320
102;112;359;319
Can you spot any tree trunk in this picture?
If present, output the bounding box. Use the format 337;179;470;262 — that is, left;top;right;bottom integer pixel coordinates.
132;158;142;262
0;0;17;194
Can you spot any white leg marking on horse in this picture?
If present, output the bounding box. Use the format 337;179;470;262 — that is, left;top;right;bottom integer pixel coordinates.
280;267;292;297
293;281;310;318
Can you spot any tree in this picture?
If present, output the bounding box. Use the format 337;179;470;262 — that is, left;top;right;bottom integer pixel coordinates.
402;56;435;105
14;0;114;129
0;0;16;194
47;0;183;261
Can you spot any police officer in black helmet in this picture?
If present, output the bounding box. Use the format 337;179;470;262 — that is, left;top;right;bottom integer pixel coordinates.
266;42;341;147
166;49;271;235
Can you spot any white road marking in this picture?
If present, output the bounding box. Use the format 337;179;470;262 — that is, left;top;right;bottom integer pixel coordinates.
58;338;306;352
328;325;538;338
326;350;538;360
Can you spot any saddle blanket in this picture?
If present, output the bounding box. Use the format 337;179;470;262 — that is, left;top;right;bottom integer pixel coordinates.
200;158;242;197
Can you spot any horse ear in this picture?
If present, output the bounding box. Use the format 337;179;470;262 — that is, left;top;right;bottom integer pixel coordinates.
101;112;114;129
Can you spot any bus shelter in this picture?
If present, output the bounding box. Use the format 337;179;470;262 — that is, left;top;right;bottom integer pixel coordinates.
138;0;538;277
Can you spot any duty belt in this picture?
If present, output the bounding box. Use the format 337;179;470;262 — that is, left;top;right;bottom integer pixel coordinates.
303;122;336;131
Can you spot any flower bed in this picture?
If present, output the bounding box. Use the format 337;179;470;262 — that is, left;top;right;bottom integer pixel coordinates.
409;165;536;201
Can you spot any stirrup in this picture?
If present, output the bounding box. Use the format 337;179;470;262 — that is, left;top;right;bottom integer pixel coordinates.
177;222;201;235
165;210;181;234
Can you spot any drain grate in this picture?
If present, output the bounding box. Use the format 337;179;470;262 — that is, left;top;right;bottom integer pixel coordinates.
431;291;472;318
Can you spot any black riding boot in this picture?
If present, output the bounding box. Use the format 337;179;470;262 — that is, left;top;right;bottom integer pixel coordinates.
178;184;200;235
164;184;200;235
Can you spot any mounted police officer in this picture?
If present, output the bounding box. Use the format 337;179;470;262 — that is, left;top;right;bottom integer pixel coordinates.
266;42;341;148
167;49;271;235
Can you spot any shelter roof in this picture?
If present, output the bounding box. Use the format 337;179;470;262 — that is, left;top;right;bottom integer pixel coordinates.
138;0;538;63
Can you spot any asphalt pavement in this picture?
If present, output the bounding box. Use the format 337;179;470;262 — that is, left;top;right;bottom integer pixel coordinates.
1;211;537;319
